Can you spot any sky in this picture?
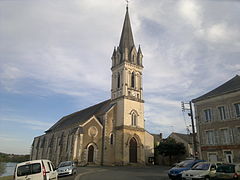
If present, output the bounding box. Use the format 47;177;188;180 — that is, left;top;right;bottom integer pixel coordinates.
0;0;240;155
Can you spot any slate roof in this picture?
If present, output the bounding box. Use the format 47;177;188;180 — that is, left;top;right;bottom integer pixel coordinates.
46;99;112;133
192;75;240;103
170;132;193;144
119;6;135;53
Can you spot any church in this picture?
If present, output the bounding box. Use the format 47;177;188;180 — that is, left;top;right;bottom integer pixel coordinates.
31;6;154;166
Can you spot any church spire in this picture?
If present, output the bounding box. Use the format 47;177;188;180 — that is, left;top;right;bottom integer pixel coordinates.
119;6;135;52
112;6;142;68
111;5;143;102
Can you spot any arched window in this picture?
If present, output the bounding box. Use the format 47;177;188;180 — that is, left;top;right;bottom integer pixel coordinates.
131;72;135;88
117;72;120;88
110;133;114;145
131;113;137;126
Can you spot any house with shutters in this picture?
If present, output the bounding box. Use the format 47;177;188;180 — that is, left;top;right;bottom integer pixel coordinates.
192;75;240;163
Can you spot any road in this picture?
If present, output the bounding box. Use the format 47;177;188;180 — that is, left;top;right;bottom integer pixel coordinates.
59;166;170;180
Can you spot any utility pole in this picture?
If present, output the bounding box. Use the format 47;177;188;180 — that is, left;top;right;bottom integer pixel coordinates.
181;101;198;158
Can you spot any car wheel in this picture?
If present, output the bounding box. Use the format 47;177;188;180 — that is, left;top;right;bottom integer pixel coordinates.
205;176;210;180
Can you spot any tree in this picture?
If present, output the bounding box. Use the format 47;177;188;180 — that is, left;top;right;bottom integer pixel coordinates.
156;138;186;164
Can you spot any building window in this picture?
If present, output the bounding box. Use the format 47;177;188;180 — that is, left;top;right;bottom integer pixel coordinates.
131;72;135;88
234;103;240;117
221;128;230;144
237;127;240;134
218;106;226;120
110;134;114;145
236;127;240;142
131;113;137;126
204;109;212;122
208;152;218;162
117;72;120;88
206;130;215;145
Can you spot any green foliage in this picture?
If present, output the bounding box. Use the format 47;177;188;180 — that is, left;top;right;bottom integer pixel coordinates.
156;137;186;157
0;176;13;180
0;152;30;163
0;163;5;175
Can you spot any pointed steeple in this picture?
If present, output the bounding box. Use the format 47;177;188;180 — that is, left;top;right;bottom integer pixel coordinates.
119;6;135;52
112;6;142;68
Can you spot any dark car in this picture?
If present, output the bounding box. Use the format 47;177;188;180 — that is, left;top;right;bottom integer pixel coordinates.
214;164;240;180
168;159;205;180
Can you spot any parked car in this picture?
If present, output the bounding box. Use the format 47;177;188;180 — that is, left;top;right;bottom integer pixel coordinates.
214;163;240;180
14;159;58;180
182;162;223;180
57;161;77;177
168;159;205;180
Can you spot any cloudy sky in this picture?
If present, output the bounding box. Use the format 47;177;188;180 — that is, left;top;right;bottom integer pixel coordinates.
0;0;240;154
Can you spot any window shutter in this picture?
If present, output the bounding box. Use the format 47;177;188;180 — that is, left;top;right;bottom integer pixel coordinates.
229;128;234;144
211;108;214;122
214;130;219;144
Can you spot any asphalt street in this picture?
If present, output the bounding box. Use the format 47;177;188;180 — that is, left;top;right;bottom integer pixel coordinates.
59;166;170;180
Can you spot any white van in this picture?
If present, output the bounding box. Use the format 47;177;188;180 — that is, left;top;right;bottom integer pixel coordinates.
14;159;58;180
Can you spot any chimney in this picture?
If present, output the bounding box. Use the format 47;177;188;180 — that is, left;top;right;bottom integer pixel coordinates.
159;133;163;140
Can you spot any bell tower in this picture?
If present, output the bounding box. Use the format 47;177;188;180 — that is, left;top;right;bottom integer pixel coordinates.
111;6;146;165
111;6;143;102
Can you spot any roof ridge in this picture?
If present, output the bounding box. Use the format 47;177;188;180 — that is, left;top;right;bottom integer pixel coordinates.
62;99;111;119
192;75;240;102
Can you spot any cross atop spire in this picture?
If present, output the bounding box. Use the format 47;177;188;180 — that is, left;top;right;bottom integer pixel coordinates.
126;0;129;7
119;6;135;52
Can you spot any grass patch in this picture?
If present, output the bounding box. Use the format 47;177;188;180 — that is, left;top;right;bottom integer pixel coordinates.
0;176;13;180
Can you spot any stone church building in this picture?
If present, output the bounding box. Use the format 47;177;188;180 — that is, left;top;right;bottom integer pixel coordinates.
31;7;154;166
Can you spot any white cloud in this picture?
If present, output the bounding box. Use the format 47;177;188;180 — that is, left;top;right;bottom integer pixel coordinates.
0;135;21;142
178;0;202;29
0;116;53;131
0;0;240;144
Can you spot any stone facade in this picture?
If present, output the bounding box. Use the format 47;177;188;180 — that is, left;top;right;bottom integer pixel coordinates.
31;7;154;166
193;75;240;163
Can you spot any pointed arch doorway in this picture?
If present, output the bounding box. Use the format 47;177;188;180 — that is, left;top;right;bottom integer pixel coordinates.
88;145;94;162
129;138;137;163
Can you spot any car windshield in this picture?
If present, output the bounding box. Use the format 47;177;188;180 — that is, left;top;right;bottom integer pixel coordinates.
192;163;210;170
177;160;195;168
59;161;72;167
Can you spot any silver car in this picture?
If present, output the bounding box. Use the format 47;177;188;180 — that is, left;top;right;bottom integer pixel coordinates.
182;162;223;180
57;161;77;177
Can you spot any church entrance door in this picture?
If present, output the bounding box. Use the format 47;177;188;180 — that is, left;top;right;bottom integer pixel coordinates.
88;145;94;162
129;138;137;163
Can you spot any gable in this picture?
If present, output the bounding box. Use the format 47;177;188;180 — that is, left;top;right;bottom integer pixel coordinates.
80;116;103;129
